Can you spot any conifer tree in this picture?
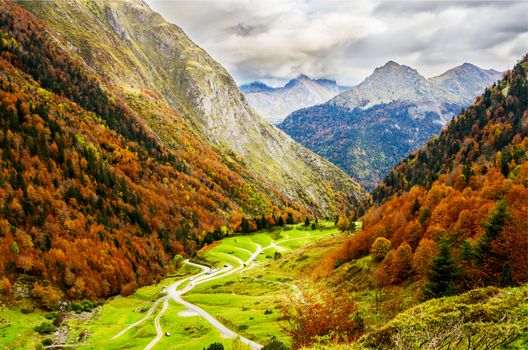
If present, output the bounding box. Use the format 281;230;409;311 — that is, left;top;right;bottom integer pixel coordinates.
423;239;459;299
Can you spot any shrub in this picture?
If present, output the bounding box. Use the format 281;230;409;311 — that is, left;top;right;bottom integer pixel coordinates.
203;343;224;350
67;299;99;313
34;322;57;334
370;237;392;261
281;284;363;349
31;283;62;310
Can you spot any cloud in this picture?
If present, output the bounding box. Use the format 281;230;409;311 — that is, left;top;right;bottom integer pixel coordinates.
145;0;528;86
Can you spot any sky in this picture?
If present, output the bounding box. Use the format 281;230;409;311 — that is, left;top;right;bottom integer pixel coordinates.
145;0;528;87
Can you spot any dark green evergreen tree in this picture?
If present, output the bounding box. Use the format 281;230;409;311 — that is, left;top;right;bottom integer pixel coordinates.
286;212;294;225
278;216;284;226
304;217;310;226
411;198;420;215
474;201;510;261
423;239;459;299
241;217;250;233
461;162;474;183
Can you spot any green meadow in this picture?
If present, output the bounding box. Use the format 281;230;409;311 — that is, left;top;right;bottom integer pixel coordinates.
0;222;342;350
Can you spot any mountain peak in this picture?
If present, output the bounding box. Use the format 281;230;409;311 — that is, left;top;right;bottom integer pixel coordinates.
461;62;477;68
372;60;419;78
296;73;311;80
384;60;401;67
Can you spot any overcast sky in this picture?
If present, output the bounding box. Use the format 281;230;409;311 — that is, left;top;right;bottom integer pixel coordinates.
145;0;528;87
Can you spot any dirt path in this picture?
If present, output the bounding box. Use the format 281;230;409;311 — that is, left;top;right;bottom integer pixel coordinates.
113;236;311;349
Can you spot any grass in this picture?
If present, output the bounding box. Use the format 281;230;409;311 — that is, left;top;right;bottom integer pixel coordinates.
183;222;341;346
0;222;341;349
0;307;48;350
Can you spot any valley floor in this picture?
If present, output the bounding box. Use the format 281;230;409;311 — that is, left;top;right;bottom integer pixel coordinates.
1;222;341;350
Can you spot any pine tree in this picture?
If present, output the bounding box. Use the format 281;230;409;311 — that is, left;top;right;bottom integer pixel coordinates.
241;217;250;233
278;216;284;226
304;217;310;226
475;201;510;261
286;212;294;225
423;239;459;299
411;198;420;215
461;162;474;183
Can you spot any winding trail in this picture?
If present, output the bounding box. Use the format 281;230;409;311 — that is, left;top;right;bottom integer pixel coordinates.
113;235;312;349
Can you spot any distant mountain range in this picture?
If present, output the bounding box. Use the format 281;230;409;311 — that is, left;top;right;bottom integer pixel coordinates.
241;75;348;124
278;61;503;190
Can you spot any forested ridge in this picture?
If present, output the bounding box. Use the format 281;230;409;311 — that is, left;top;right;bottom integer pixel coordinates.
329;54;528;296
0;1;309;300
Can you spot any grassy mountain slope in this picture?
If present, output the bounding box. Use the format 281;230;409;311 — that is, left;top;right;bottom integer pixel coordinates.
18;0;368;216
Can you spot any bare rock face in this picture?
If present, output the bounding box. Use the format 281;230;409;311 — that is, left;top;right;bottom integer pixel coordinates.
19;0;368;215
332;60;502;125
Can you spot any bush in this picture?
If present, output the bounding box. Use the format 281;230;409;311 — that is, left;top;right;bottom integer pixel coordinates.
34;322;57;334
67;299;100;313
31;283;62;310
203;343;224;350
44;311;60;320
41;338;53;346
281;285;363;349
370;237;392;261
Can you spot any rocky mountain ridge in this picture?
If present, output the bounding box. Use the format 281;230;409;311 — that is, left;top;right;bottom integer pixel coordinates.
241;74;348;124
279;61;502;190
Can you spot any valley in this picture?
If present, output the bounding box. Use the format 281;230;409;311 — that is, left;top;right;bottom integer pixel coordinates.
1;222;342;349
0;1;526;350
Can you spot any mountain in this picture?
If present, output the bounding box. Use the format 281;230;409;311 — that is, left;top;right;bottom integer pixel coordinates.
332;53;528;295
18;0;367;217
314;55;527;349
241;74;349;124
279;61;503;190
430;62;504;99
0;0;368;300
373;58;526;203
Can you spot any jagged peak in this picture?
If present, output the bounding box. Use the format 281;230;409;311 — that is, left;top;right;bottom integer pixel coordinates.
371;60;420;77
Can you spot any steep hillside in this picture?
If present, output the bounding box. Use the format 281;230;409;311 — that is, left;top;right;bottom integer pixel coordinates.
279;61;502;190
18;0;367;216
241;74;348;124
291;55;527;350
0;0;329;299
328;54;527;297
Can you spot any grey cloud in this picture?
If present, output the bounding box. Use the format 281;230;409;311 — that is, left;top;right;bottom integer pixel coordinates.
146;0;528;85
